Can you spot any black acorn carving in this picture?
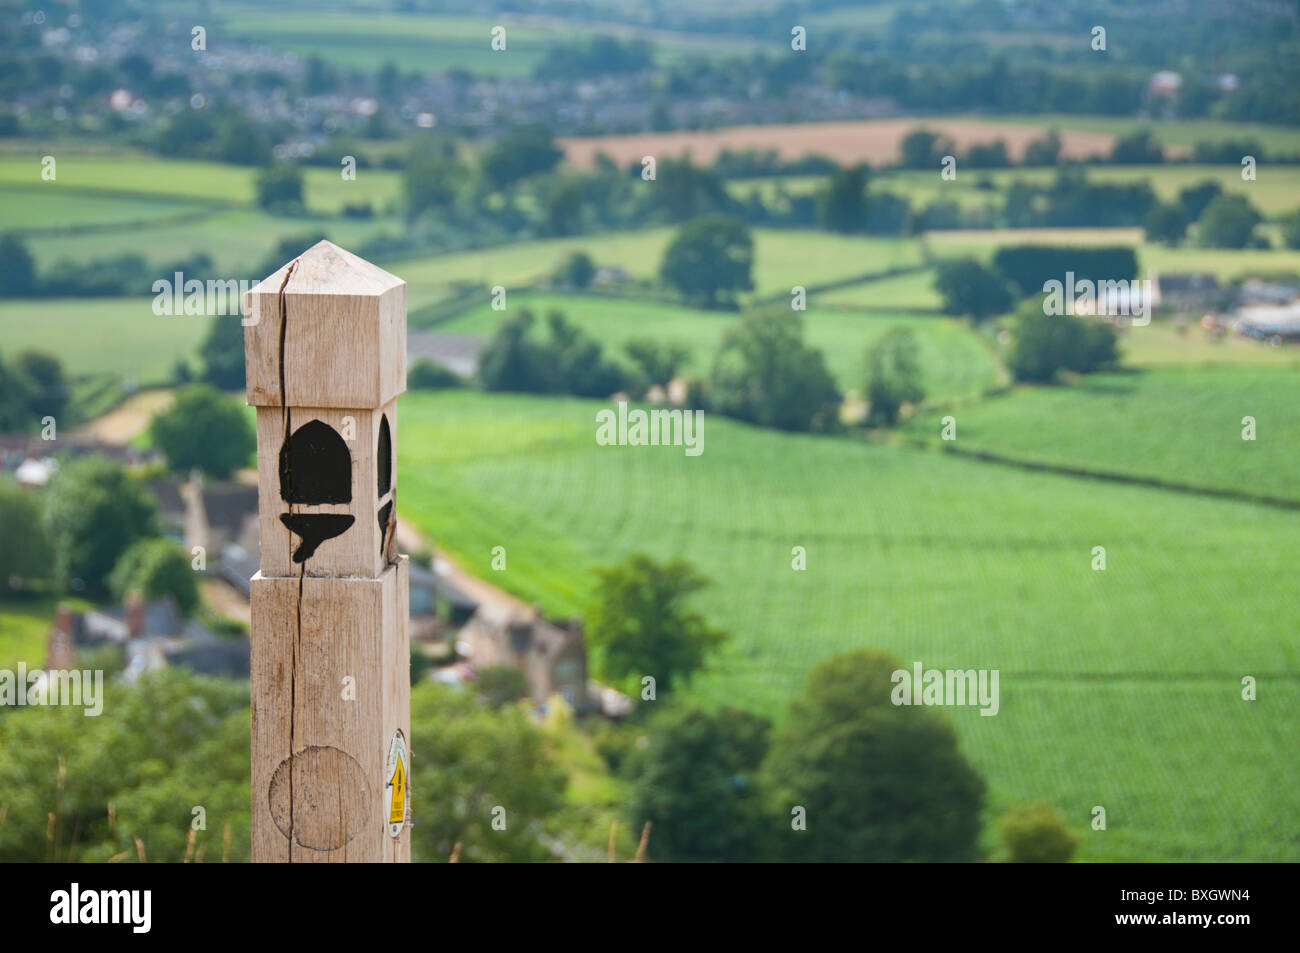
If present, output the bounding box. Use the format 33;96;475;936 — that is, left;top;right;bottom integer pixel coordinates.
279;419;355;562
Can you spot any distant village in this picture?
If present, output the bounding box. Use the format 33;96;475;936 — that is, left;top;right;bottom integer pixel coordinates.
5;445;633;719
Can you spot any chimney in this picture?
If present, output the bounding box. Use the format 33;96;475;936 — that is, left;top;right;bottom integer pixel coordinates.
181;470;210;559
124;592;146;638
49;604;77;670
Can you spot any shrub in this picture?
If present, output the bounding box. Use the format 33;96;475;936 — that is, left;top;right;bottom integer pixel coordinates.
1000;801;1078;862
554;250;595;289
992;245;1138;298
408;359;465;390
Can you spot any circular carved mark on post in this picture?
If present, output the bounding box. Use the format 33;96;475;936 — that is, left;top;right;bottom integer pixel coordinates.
268;746;371;851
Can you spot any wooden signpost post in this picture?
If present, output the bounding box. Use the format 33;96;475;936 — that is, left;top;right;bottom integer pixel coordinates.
243;241;411;862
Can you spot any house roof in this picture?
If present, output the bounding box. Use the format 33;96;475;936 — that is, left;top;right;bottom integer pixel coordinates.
92;598;185;638
410;563;479;611
1158;273;1218;292
202;484;259;538
167;637;250;678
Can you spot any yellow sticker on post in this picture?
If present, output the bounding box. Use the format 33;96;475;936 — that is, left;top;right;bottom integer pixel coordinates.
385;730;408;838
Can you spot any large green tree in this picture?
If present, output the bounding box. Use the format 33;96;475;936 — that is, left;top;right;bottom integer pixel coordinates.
403;147;470;221
761;650;986;862
0;350;68;431
586;554;726;697
1144;202;1189;246
13;351;69;423
108;537;200;617
626;705;771;861
148;384;255;479
934;257;1014;322
707;310;841;431
659;215;754;308
409;683;567;862
254;162;303;213
481;124;562;190
198;315;246;390
1282;208;1300;250
0;477;53;591
1197;194;1263;248
44;457;159;597
817;165;869;232
864;328;925;427
0;233;39;296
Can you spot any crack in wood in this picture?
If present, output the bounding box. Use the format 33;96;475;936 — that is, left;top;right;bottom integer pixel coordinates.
275;256;301;857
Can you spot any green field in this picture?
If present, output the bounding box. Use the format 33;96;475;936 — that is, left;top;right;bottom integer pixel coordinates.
909;366;1300;502
1122;321;1300;368
0;187;214;233
206;6;756;75
393;228;923;306
394;388;1300;861
438;292;999;399
816;268;944;311
0;156;402;215
0;598;55;670
24;209;396;275
0;297;208;385
0;229;927;391
878;164;1300;218
981;115;1300;156
0;153;404;274
927;226;1300;281
729;163;1300;229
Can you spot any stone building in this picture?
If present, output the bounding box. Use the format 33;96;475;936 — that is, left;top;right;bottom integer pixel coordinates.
458;603;591;711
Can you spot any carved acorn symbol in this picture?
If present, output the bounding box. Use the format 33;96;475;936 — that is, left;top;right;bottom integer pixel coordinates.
279;419;354;562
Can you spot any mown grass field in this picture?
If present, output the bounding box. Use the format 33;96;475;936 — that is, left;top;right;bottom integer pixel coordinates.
908;366;1300;502
24;210;396;276
0;297;209;385
394;228;923;306
0;187;213;233
0;153;404;273
816;268;944;311
395;388;1300;861
438;292;999;400
0;155;402;213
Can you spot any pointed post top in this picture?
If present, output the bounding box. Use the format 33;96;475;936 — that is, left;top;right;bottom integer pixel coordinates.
250;240;405;298
243;241;406;409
